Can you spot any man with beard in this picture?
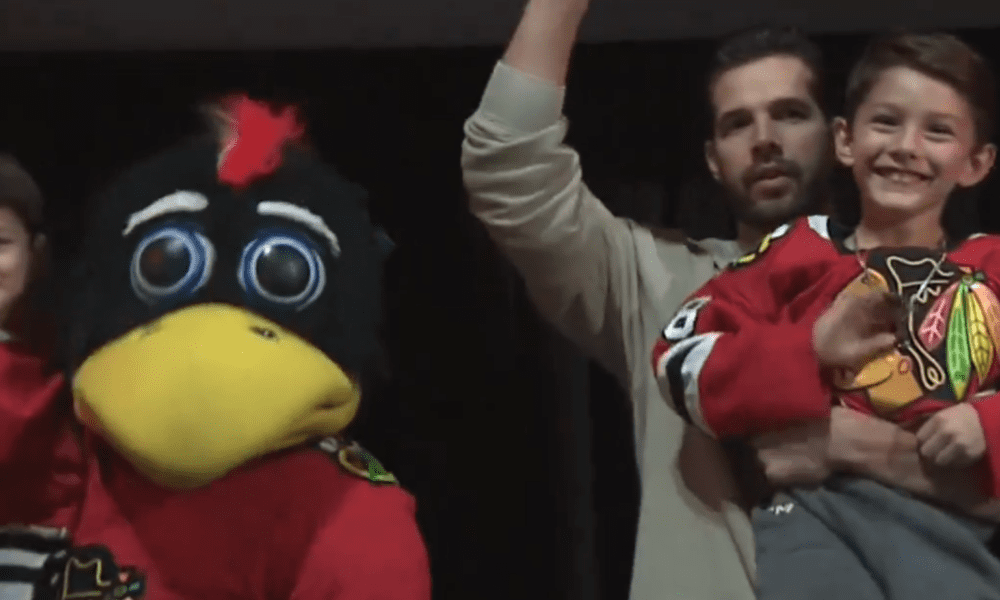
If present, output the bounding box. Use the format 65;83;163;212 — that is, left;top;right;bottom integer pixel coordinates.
701;29;832;249
460;0;994;597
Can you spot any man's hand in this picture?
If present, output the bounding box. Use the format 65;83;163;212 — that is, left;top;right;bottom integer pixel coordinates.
813;287;901;371
915;403;987;467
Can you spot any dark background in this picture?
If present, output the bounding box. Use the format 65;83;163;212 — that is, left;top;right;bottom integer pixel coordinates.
2;0;993;50
3;25;1000;600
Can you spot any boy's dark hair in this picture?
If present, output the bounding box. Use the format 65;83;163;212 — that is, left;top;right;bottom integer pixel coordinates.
706;25;828;124
844;31;997;144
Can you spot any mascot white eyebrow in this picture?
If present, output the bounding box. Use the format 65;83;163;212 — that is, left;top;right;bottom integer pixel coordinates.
0;94;431;600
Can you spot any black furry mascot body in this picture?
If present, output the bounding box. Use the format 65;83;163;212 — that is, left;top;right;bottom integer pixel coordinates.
0;96;430;599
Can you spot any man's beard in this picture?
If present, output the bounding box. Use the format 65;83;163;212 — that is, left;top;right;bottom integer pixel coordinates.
729;188;811;229
727;162;827;230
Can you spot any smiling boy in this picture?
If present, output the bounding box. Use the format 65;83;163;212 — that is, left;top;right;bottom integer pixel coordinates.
653;31;1000;599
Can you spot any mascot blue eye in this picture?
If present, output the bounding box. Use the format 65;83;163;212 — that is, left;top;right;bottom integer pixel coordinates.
238;231;325;310
131;225;215;306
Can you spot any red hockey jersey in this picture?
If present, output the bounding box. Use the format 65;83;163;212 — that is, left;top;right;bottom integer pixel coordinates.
68;433;432;600
0;342;431;600
0;342;71;528
651;215;1000;496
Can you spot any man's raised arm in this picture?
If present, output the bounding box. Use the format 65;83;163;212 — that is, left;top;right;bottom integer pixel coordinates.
461;0;692;382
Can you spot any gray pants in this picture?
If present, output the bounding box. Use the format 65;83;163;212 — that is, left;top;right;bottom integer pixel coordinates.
753;476;1000;600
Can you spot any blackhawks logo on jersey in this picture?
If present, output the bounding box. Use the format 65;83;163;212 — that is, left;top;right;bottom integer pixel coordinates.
316;436;399;485
834;252;1000;420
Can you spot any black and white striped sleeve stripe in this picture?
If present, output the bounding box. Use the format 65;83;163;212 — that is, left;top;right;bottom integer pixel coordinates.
654;332;721;437
0;526;70;599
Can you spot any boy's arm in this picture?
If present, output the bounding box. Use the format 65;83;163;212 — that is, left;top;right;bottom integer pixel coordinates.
651;223;834;439
653;225;908;440
964;393;1000;497
653;296;828;439
940;245;1000;501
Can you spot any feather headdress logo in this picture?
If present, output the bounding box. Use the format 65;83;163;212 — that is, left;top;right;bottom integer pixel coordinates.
214;94;305;190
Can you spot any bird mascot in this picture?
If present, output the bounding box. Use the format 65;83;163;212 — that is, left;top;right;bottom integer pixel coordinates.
0;95;432;600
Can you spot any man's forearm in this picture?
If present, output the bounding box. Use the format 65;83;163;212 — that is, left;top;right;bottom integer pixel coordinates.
503;0;590;85
828;410;931;492
830;409;1000;521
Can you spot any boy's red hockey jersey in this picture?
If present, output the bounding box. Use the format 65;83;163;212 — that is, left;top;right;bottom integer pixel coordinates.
651;215;1000;497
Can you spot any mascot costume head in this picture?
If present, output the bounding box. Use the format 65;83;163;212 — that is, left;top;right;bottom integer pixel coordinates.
68;95;389;489
0;94;432;600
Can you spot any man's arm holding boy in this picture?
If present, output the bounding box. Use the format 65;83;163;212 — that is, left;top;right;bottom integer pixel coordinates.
756;407;1000;520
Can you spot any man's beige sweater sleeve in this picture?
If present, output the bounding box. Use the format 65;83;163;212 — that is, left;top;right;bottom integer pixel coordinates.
461;61;664;386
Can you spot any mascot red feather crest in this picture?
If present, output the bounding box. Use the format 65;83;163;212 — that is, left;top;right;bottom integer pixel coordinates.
216;94;305;189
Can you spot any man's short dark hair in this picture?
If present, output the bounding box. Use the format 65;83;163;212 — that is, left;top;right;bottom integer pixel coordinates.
706;25;828;123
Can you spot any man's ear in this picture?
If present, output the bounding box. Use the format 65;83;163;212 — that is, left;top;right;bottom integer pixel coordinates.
704;140;721;182
832;117;854;168
958;142;997;188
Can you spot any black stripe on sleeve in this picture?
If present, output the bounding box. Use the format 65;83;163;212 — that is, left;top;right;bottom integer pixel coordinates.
0;566;41;584
664;340;696;425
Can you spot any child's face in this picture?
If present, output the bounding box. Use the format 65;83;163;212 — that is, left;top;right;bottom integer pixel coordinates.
834;66;995;220
0;207;35;326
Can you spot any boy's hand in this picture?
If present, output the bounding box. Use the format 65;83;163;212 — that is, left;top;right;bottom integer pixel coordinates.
813;288;901;371
916;404;986;467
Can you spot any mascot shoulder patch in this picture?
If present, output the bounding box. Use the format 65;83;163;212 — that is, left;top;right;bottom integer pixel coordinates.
316;437;399;485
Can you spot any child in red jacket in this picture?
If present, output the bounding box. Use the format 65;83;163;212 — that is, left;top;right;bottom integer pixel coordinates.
0;155;77;530
653;32;1000;599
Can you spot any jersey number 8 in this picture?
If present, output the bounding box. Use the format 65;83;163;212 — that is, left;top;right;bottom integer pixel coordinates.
663;297;710;342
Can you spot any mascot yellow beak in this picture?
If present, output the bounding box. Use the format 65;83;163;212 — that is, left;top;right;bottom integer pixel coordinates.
72;303;360;490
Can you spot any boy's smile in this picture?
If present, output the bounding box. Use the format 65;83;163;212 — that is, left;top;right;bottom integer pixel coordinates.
835;66;994;225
